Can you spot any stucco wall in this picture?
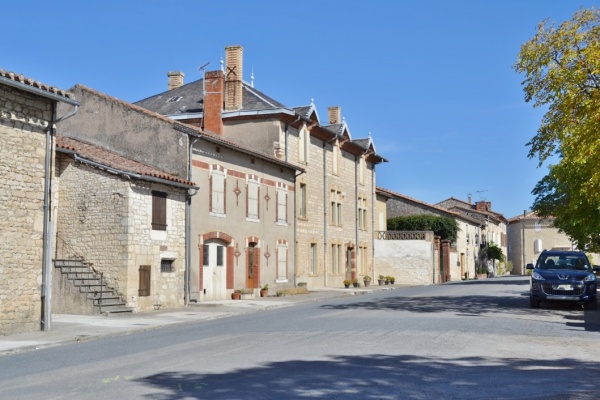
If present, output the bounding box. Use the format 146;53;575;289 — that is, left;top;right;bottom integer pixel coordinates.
0;84;53;335
374;238;435;286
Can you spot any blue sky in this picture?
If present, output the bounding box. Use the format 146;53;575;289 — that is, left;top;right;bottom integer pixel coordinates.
3;0;596;218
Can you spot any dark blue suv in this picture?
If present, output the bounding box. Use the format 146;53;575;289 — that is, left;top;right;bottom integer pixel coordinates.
526;250;600;309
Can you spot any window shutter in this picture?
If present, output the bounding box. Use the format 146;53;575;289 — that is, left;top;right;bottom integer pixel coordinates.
138;265;151;296
151;191;167;230
212;173;225;213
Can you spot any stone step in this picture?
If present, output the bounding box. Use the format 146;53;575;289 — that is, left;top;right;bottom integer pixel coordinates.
102;306;134;315
93;297;124;306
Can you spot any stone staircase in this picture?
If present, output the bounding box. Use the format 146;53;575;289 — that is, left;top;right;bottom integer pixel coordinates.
54;259;134;315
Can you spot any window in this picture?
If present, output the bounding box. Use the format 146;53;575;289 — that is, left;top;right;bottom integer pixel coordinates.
276;183;288;224
203;245;209;266
330;190;342;226
359;157;366;185
358;246;368;274
277;241;288;281
331;244;342;274
310;243;317;275
151;191;167;231
298;125;309;163
247;176;260;220
216;245;224;267
358;197;368;230
332;141;340;175
210;167;226;215
138;265;151;296
299;183;307;218
161;259;174;273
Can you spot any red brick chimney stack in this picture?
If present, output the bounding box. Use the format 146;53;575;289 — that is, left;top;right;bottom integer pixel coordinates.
203;70;224;134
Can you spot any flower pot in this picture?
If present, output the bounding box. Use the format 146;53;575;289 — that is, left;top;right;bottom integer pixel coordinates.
344;284;350;288
363;280;371;287
385;281;390;285
353;282;359;288
231;292;241;300
260;290;268;297
378;280;385;285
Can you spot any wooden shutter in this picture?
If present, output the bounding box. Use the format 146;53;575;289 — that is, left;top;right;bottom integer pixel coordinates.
152;191;167;230
139;265;151;296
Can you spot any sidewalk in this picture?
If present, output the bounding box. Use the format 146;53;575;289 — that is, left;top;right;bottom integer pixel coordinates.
0;285;399;356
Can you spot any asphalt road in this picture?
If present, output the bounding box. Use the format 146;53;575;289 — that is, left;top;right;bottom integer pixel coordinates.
1;276;600;400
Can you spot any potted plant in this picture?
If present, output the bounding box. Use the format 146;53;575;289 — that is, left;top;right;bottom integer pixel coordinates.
343;279;351;288
363;275;372;287
260;284;269;297
231;290;242;300
378;275;386;285
385;276;391;285
352;278;360;288
389;276;395;285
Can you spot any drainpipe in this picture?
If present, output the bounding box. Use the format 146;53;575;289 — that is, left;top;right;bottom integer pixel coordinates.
355;155;359;280
293;169;305;287
371;164;375;279
185;138;200;305
322;141;329;287
41;102;78;332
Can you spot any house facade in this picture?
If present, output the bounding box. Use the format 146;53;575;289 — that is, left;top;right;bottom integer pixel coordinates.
436;197;508;276
135;45;387;288
505;211;599;275
0;69;79;334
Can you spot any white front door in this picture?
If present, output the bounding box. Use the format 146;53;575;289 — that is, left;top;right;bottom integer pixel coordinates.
203;241;226;300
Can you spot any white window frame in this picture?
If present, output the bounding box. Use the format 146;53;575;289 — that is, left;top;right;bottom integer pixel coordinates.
276;241;288;282
276;183;288;225
246;175;260;222
210;166;226;217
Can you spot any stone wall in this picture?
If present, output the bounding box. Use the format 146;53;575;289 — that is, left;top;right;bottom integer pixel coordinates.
0;84;54;335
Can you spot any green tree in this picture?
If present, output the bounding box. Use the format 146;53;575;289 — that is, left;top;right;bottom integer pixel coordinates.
387;214;459;242
487;242;505;268
514;8;600;251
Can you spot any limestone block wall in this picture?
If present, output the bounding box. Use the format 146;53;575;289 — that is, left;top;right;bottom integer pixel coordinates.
0;84;53;335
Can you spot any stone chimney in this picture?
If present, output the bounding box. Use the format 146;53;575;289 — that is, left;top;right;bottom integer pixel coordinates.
224;45;243;110
167;71;184;90
203;70;224;134
328;106;341;124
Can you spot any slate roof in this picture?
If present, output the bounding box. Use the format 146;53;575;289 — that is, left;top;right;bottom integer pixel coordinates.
0;68;78;104
134;79;287;117
56;136;196;187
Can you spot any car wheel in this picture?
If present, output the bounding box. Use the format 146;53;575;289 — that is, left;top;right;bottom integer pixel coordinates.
585;300;598;310
529;296;540;308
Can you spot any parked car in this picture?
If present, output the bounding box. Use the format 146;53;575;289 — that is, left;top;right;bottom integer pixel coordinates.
526;250;600;310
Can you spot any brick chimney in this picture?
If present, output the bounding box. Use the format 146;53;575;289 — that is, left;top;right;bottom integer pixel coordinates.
475;201;492;212
203;70;224;134
328;106;341;124
167;71;184;90
224;45;243;110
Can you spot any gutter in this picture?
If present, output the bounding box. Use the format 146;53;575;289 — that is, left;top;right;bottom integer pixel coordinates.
0;75;80;107
186;139;200;305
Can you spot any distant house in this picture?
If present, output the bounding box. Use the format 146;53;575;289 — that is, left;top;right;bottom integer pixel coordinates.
506;211;585;275
0;69;79;334
135;45;387;288
378;188;484;281
436;197;508;275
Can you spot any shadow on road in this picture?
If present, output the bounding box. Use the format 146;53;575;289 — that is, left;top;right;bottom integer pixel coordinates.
136;354;600;400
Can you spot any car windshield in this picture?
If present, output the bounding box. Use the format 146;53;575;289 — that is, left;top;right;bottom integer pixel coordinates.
537;255;591;271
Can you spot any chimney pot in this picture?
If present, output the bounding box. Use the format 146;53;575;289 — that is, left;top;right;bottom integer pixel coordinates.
167;71;185;90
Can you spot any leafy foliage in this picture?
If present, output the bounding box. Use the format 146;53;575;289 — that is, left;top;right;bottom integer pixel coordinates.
514;8;600;251
387;214;459;242
487;242;505;265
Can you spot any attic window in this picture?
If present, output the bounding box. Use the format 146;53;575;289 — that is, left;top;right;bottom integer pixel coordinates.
167;96;182;102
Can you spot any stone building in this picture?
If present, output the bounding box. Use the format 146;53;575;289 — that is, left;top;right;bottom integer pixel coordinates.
0;69;79;334
135;45;387;288
53;136;195;313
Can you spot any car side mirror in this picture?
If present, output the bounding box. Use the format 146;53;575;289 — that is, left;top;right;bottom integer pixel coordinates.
526;263;534;270
593;265;600;272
